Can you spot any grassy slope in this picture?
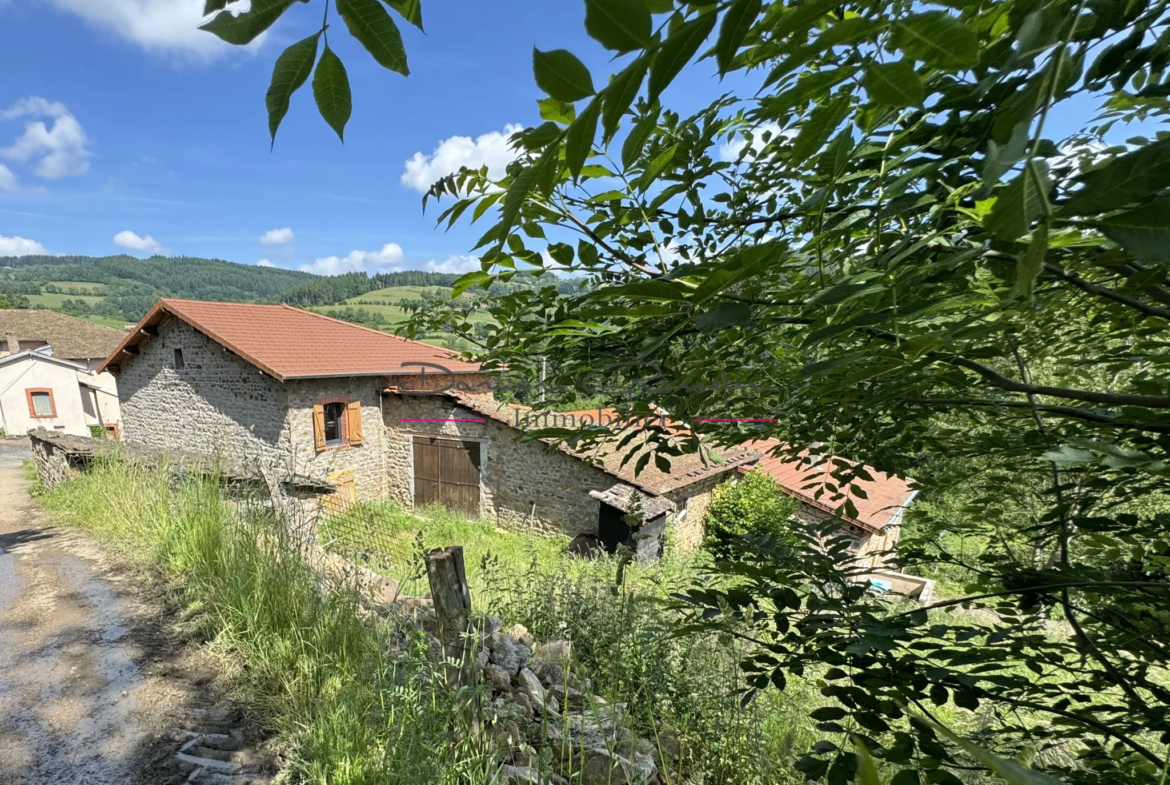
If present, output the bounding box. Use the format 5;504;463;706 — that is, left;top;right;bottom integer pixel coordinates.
311;286;494;327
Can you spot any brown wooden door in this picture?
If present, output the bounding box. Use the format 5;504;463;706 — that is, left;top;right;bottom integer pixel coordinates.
413;436;481;517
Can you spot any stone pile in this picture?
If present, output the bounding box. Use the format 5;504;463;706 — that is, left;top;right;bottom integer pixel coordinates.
386;600;669;785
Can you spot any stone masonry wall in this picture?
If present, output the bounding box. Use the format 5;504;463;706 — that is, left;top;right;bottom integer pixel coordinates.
283;377;391;502
116;317;290;467
382;394;615;537
662;472;733;553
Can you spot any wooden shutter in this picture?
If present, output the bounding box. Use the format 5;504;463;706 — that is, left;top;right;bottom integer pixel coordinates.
312;404;326;451
346;400;363;445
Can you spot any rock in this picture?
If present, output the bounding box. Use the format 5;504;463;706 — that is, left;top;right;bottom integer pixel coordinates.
496;764;567;785
478;615;503;637
515;643;533;668
653;732;680;764
484;663;513;693
488;632;523;675
477;648;490;671
508;623;534;647
491;720;523;751
563;687;590;712
538;663;566;690
516;668;548;709
512;690;535;720
536;639;572;667
577;749;643;785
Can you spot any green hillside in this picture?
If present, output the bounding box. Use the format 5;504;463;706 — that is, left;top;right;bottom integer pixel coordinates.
0;254;315;326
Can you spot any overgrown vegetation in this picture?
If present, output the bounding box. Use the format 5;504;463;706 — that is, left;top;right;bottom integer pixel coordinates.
703;469;799;556
38;460;497;785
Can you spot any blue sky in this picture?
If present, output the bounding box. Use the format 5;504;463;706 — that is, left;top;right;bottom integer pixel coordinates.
0;2;1149;277
0;0;729;275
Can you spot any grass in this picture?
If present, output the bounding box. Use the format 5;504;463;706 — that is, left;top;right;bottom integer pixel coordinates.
322;499;821;784
26;292;107;308
38;459;499;785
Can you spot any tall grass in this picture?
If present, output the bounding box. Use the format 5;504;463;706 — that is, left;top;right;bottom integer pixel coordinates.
39;459;497;785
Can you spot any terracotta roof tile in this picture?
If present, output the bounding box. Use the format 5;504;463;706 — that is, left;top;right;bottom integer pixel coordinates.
747;438;917;533
0;309;126;360
101;298;480;380
450;396;760;495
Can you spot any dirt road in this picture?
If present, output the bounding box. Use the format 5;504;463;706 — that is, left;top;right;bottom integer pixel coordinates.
0;442;273;785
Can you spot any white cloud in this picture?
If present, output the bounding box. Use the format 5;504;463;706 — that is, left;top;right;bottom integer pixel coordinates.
424;255;479;274
0;164;17;191
114;230;164;253
301;243;405;275
0;235;48;256
401;124;523;193
260;227;294;244
719;123;788;162
0;97;92;179
256;258;276;267
38;0;248;59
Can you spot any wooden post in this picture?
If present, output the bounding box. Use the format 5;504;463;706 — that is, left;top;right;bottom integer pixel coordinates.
425;545;481;734
425;546;477;685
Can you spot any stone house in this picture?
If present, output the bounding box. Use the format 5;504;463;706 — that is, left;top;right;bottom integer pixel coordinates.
101;299;757;555
0;309;124;435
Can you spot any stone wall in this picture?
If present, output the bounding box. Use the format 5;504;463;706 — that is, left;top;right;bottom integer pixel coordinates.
116;317;291;468
284;377;391;502
30;432;76;490
662;472;733;553
382;394;616;536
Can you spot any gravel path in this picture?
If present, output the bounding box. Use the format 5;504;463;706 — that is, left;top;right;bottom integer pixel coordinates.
0;443;271;784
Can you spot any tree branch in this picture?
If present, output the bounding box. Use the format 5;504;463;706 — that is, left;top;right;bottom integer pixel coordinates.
1045;262;1170;321
909;398;1170;433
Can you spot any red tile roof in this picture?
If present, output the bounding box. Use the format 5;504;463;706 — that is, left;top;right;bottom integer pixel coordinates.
448;396;761;495
100;298;480;381
747;438;917;533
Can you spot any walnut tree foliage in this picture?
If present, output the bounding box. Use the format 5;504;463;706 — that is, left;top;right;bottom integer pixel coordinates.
205;0;1170;782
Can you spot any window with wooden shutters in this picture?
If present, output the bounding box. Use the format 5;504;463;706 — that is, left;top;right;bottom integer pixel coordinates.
312;397;362;452
345;400;363;446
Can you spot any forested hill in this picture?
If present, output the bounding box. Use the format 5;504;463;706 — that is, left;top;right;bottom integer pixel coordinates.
0;254;315;324
279;270;462;306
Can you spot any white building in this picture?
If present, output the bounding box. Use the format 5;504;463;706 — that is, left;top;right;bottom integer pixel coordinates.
0;350;119;437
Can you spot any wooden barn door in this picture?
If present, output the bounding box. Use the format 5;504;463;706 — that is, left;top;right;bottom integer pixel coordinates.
413;436;481;518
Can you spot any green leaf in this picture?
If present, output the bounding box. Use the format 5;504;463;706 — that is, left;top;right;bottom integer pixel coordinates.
637;143;678;192
891;771;921;785
810;706;847;721
893;11;980;70
566;99;600;180
984;161;1050;241
852;736;882;785
199;0;295;45
203;0;230;14
790;96;851;162
696;303;753;333
1009;222;1048;301
1097;198;1170;261
715;0;761;74
385;0;423;30
585;0;652;53
622;105;660;169
313;46;352;142
691;240;781;304
533;49;595;102
1060;138;1170;216
602;56;648;143
863;60;924;107
337;0;409;75
265;32;320;144
772;0;840;40
538;97;576;125
499;144;558;238
452;271;492;297
916;714;1069;785
649;12;717;101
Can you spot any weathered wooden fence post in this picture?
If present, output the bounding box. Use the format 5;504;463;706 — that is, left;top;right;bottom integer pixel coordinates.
425;545;481;731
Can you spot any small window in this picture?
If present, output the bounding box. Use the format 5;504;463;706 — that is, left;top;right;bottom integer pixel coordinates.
27;389;56;418
174;348;185;370
322;401;345;446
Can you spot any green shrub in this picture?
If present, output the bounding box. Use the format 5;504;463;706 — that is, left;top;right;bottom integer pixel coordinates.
703;469;797;555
